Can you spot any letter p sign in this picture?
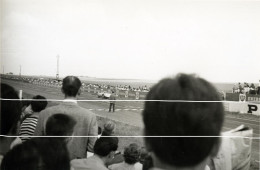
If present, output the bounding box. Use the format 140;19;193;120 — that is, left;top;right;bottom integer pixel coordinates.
248;104;258;114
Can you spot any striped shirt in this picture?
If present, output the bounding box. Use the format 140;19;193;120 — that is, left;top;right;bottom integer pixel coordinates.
19;114;39;142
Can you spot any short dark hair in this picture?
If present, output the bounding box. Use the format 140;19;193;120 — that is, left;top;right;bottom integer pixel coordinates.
1;83;21;135
1;138;70;170
62;76;82;97
123;143;140;164
31;95;48;112
94;137;118;157
46;114;76;136
143;73;224;167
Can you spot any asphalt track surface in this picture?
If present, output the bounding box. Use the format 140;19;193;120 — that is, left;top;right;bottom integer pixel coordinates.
2;79;260;164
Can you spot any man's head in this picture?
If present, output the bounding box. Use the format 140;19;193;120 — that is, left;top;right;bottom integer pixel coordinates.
45;114;76;143
143;73;224;167
94;137;118;163
1;83;21;135
102;121;116;136
62;76;82;97
123;143;140;165
31;95;48;112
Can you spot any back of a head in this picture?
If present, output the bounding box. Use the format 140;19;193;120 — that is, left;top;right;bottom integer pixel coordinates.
123;143;140;165
1;138;70;170
94;137;118;157
143;73;224;167
46;114;76;136
31;95;48;112
0;83;21;135
102;121;116;136
62;76;82;97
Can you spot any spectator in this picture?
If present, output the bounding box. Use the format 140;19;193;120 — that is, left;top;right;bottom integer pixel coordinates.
100;121;123;166
0;83;22;164
142;73;224;170
19;95;48;142
142;155;153;170
1;138;70;170
71;137;118;170
102;121;116;136
258;80;260;95
232;84;238;93
238;82;243;93
109;143;142;170
109;91;116;112
249;83;256;94
138;147;148;164
45;114;76;144
20;99;31;120
34;76;98;159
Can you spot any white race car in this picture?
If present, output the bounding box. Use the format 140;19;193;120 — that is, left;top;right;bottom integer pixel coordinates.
97;91;111;99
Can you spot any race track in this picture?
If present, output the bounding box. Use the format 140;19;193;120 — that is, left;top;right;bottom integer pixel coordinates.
1;79;259;165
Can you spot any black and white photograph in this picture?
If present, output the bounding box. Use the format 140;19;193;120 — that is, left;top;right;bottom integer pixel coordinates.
0;0;259;169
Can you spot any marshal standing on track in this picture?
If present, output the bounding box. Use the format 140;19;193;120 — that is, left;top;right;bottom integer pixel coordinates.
108;91;116;112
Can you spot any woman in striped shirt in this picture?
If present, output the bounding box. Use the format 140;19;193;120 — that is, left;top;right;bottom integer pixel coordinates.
19;95;48;142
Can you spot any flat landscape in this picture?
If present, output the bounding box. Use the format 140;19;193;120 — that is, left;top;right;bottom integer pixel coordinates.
2;79;259;169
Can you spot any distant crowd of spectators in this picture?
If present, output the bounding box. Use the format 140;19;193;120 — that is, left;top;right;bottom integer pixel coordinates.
0;73;248;170
0;74;150;93
233;82;260;95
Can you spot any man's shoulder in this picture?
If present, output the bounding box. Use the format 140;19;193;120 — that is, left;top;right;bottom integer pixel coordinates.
74;105;96;117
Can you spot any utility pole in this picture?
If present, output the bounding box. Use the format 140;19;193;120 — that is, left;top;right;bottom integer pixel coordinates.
56;55;59;80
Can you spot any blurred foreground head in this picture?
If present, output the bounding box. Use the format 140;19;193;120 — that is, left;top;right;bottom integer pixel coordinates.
1;138;70;170
142;73;224;168
0;83;21;136
62;76;82;97
46;113;76;143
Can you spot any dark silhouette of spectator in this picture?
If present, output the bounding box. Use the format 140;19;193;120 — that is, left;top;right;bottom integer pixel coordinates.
45;113;76;144
34;76;98;160
109;143;142;170
109;91;116;112
238;82;243;93
249;83;256;94
19;95;48;142
1;138;70;170
0;83;22;164
257;81;260;95
142;73;224;170
71;137;118;170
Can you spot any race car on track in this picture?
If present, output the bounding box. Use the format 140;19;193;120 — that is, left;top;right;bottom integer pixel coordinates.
97;91;111;99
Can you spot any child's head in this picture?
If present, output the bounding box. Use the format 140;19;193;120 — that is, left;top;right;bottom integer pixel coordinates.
31;95;48;112
45;114;76;143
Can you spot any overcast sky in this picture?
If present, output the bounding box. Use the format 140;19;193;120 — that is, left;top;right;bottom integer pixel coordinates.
1;0;260;83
